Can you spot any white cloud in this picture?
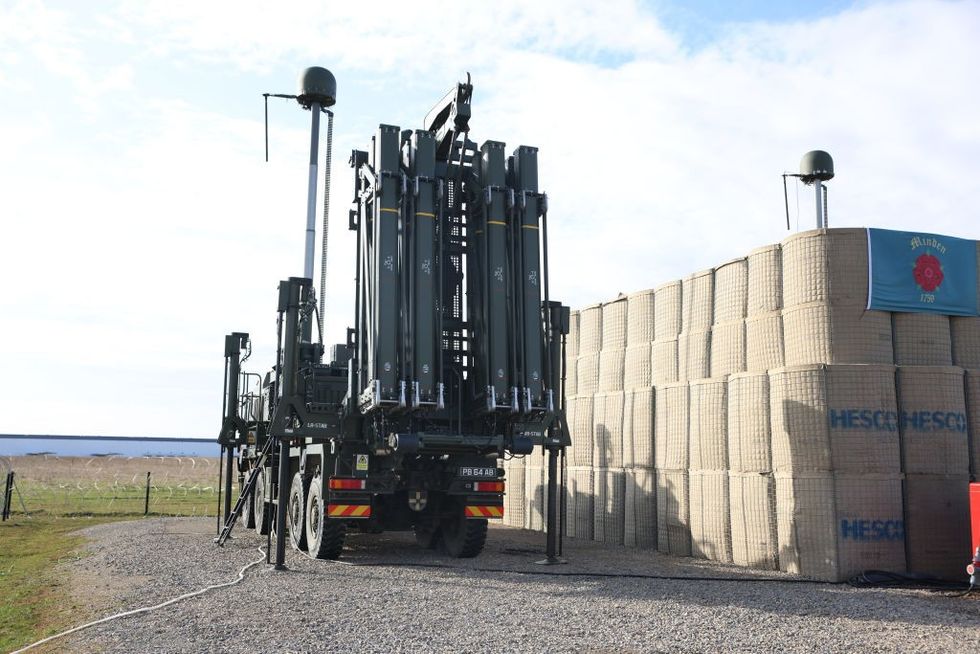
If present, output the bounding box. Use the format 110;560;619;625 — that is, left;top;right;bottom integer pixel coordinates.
0;0;977;437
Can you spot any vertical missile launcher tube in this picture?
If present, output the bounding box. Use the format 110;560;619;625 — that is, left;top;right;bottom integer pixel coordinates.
407;130;441;407
510;146;545;411
369;125;403;405
474;141;514;411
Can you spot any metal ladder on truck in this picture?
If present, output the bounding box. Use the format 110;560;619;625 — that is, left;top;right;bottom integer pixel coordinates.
215;436;276;546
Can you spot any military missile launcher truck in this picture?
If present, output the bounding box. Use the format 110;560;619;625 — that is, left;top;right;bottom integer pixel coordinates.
216;69;570;566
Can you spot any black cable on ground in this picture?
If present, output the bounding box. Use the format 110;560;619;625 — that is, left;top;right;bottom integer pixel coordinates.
847;570;974;595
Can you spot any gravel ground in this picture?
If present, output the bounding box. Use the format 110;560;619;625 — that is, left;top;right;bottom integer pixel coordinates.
38;518;980;653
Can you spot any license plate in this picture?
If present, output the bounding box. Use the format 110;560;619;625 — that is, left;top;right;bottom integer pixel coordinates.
459;466;497;478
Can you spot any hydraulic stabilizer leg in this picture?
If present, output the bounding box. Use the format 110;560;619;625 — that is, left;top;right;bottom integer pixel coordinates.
218;332;249;529
538;301;570;565
271;278;305;570
274;435;290;570
223;444;234;524
537;441;566;565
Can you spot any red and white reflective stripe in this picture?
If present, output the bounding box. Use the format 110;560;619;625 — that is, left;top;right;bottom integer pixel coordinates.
464;505;504;518
327;504;371;518
473;481;505;492
329;478;366;490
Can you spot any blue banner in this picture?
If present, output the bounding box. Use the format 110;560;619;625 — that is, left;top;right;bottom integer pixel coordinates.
867;228;978;316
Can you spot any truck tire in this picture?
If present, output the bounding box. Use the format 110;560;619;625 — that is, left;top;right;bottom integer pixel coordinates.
253;468;270;535
413;511;441;550
239;471;256;529
305;476;345;559
288;472;310;551
440;506;488;558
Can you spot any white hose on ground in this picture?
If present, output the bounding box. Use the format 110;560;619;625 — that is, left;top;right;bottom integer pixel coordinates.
12;547;267;654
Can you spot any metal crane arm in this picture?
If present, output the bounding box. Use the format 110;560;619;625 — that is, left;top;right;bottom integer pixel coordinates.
423;76;473;160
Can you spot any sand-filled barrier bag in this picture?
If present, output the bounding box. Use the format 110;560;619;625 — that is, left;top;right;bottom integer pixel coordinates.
623;387;655;469
624;468;657;548
624;343;652;390
567;310;580;359
503;459;526;528
564;356;578;397
679;329;711;382
896;366;969;475
714;257;748;324
783;302;893;366
781;228;869;307
656;469;691;556
769;364;900;474
651;338;679;384
682;268;714;332
775;472;905;582
579;303;602;355
892;313;952;366
710;319;746;377
601;297;628;351
626;289;656;346
523;465;545;531
689;377;728;471
950;317;980;367
727;372;772;473
747;244;782;315
904;473;972;580
598;348;626;392
966;370;980;476
593;467;626;545
689;470;733;563
746;311;785;373
576;352;599;396
654;280;682;340
729;471;778;569
568;395;594;467
655;382;689;470
593;391;625;469
564;466;595;540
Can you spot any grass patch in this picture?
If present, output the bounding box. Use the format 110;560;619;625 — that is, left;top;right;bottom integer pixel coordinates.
0;515;126;652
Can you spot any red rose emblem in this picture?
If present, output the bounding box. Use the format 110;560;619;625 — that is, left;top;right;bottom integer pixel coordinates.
913;253;944;292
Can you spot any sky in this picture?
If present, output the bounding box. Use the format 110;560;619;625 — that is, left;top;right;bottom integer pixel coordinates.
0;0;978;439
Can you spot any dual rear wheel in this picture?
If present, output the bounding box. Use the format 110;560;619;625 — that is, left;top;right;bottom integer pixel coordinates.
414;498;488;558
305;476;346;559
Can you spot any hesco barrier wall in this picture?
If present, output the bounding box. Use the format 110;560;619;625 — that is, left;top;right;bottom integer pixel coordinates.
503;228;980;581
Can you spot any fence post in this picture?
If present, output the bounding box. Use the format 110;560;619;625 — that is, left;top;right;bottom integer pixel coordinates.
2;471;13;521
144;471;151;516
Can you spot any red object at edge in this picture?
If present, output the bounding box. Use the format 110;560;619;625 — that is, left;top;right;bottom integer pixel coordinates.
970;483;980;554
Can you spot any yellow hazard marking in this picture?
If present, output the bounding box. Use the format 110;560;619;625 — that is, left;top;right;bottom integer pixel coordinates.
415;211;436;218
521;224;539;230
351;505;370;517
487;506;503;517
380;207;399;214
329;505;347;516
487;220;506;226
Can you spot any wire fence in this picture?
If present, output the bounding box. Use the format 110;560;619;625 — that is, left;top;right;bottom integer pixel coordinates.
0;455;223;517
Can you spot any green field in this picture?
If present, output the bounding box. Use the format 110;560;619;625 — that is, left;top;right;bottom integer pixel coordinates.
0;456;227;650
0;515;123;652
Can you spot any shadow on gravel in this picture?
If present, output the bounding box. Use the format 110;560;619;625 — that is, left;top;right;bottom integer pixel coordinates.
261;527;980;630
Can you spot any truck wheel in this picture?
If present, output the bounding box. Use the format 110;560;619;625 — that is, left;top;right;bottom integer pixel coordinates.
305;476;345;559
288;472;310;551
239;471;256;529
414;511;441;550
253;468;270;535
440;506;488;558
